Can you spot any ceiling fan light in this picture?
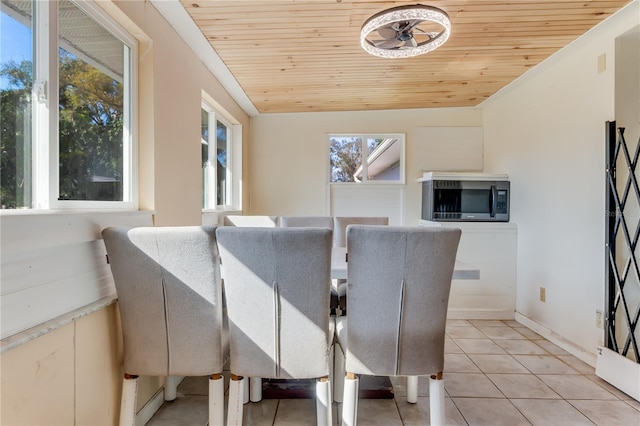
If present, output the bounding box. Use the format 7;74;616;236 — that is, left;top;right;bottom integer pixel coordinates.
360;4;451;58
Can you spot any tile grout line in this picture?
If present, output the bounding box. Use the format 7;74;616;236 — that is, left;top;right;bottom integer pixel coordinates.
457;321;632;425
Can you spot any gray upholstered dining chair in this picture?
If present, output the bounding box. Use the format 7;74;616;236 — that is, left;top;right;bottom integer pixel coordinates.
331;217;390;402
332;217;389;316
102;226;227;426
335;225;461;426
216;227;334;426
280;215;339;316
248;216;335;403
222;214;279;402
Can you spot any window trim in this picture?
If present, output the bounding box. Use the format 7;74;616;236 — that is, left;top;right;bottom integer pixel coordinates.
51;0;138;210
328;133;406;185
201;94;241;212
3;0;139;211
201;101;232;210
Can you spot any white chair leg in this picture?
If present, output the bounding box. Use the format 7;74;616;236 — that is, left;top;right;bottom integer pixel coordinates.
341;373;358;426
316;377;332;426
329;345;335;394
120;373;138;426
249;377;262;402
227;375;244;426
209;374;224;426
333;344;345;403
164;376;178;401
243;377;249;404
429;373;445;426
407;375;418;404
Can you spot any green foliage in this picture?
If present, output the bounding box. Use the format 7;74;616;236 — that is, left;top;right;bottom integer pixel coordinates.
1;59;31;88
330;137;362;182
1;60;32;208
1;50;124;207
368;138;383;153
58;49;123;201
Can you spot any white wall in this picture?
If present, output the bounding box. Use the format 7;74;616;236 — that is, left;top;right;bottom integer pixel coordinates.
616;25;640;143
482;1;640;360
112;0;251;226
249;108;482;224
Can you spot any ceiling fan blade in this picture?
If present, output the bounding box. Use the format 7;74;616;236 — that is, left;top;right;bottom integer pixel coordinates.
405;19;423;30
405;37;418;48
413;28;439;39
375;38;403;49
377;26;397;39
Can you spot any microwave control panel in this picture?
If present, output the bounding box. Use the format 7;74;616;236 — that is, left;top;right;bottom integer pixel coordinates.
495;189;508;214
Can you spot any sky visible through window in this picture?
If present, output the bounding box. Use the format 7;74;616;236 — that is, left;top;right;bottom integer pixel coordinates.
1;10;31;89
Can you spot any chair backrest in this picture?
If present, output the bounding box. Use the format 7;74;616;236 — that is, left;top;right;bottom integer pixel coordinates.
280;216;333;229
102;226;225;377
216;227;333;379
345;225;461;377
333;216;388;247
223;215;279;227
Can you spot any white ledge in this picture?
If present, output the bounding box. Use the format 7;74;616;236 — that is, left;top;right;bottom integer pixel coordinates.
1;296;117;354
0;209;154;217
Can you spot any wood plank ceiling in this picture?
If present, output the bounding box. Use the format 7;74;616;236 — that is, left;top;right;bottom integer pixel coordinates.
180;0;632;114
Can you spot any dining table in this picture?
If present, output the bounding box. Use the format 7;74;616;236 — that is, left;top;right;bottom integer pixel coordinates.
330;246;480;280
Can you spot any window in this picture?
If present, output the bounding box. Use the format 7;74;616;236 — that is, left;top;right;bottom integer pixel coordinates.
1;0;32;208
329;134;405;184
201;102;232;209
0;0;137;209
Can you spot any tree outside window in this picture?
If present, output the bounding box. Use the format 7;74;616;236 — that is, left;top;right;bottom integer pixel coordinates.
1;0;32;208
329;134;404;183
0;0;135;209
57;47;124;201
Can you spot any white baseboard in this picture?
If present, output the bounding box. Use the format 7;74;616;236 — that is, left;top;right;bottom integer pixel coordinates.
448;308;515;320
135;376;186;424
514;312;597;367
136;387;165;426
596;346;640;402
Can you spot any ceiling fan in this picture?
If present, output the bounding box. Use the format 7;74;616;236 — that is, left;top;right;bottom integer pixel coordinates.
360;4;451;58
372;20;437;50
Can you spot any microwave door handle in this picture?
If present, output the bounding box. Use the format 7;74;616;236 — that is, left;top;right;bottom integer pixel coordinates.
490;185;497;217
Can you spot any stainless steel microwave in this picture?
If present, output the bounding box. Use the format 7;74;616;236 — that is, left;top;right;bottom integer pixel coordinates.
419;172;510;222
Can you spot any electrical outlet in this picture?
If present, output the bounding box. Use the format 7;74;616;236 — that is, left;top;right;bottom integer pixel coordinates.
539;287;546;303
596;309;605;329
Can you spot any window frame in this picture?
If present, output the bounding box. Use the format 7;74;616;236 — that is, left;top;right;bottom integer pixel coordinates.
328;133;406;185
201;98;235;211
2;0;138;211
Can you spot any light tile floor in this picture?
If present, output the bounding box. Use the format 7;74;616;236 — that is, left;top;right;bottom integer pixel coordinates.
146;319;640;425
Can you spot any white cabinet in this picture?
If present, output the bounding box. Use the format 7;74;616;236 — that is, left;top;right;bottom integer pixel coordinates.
439;222;517;320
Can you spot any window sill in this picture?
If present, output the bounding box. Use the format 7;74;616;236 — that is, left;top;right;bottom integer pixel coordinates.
0;296;117;354
0;209;154;217
202;208;241;213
